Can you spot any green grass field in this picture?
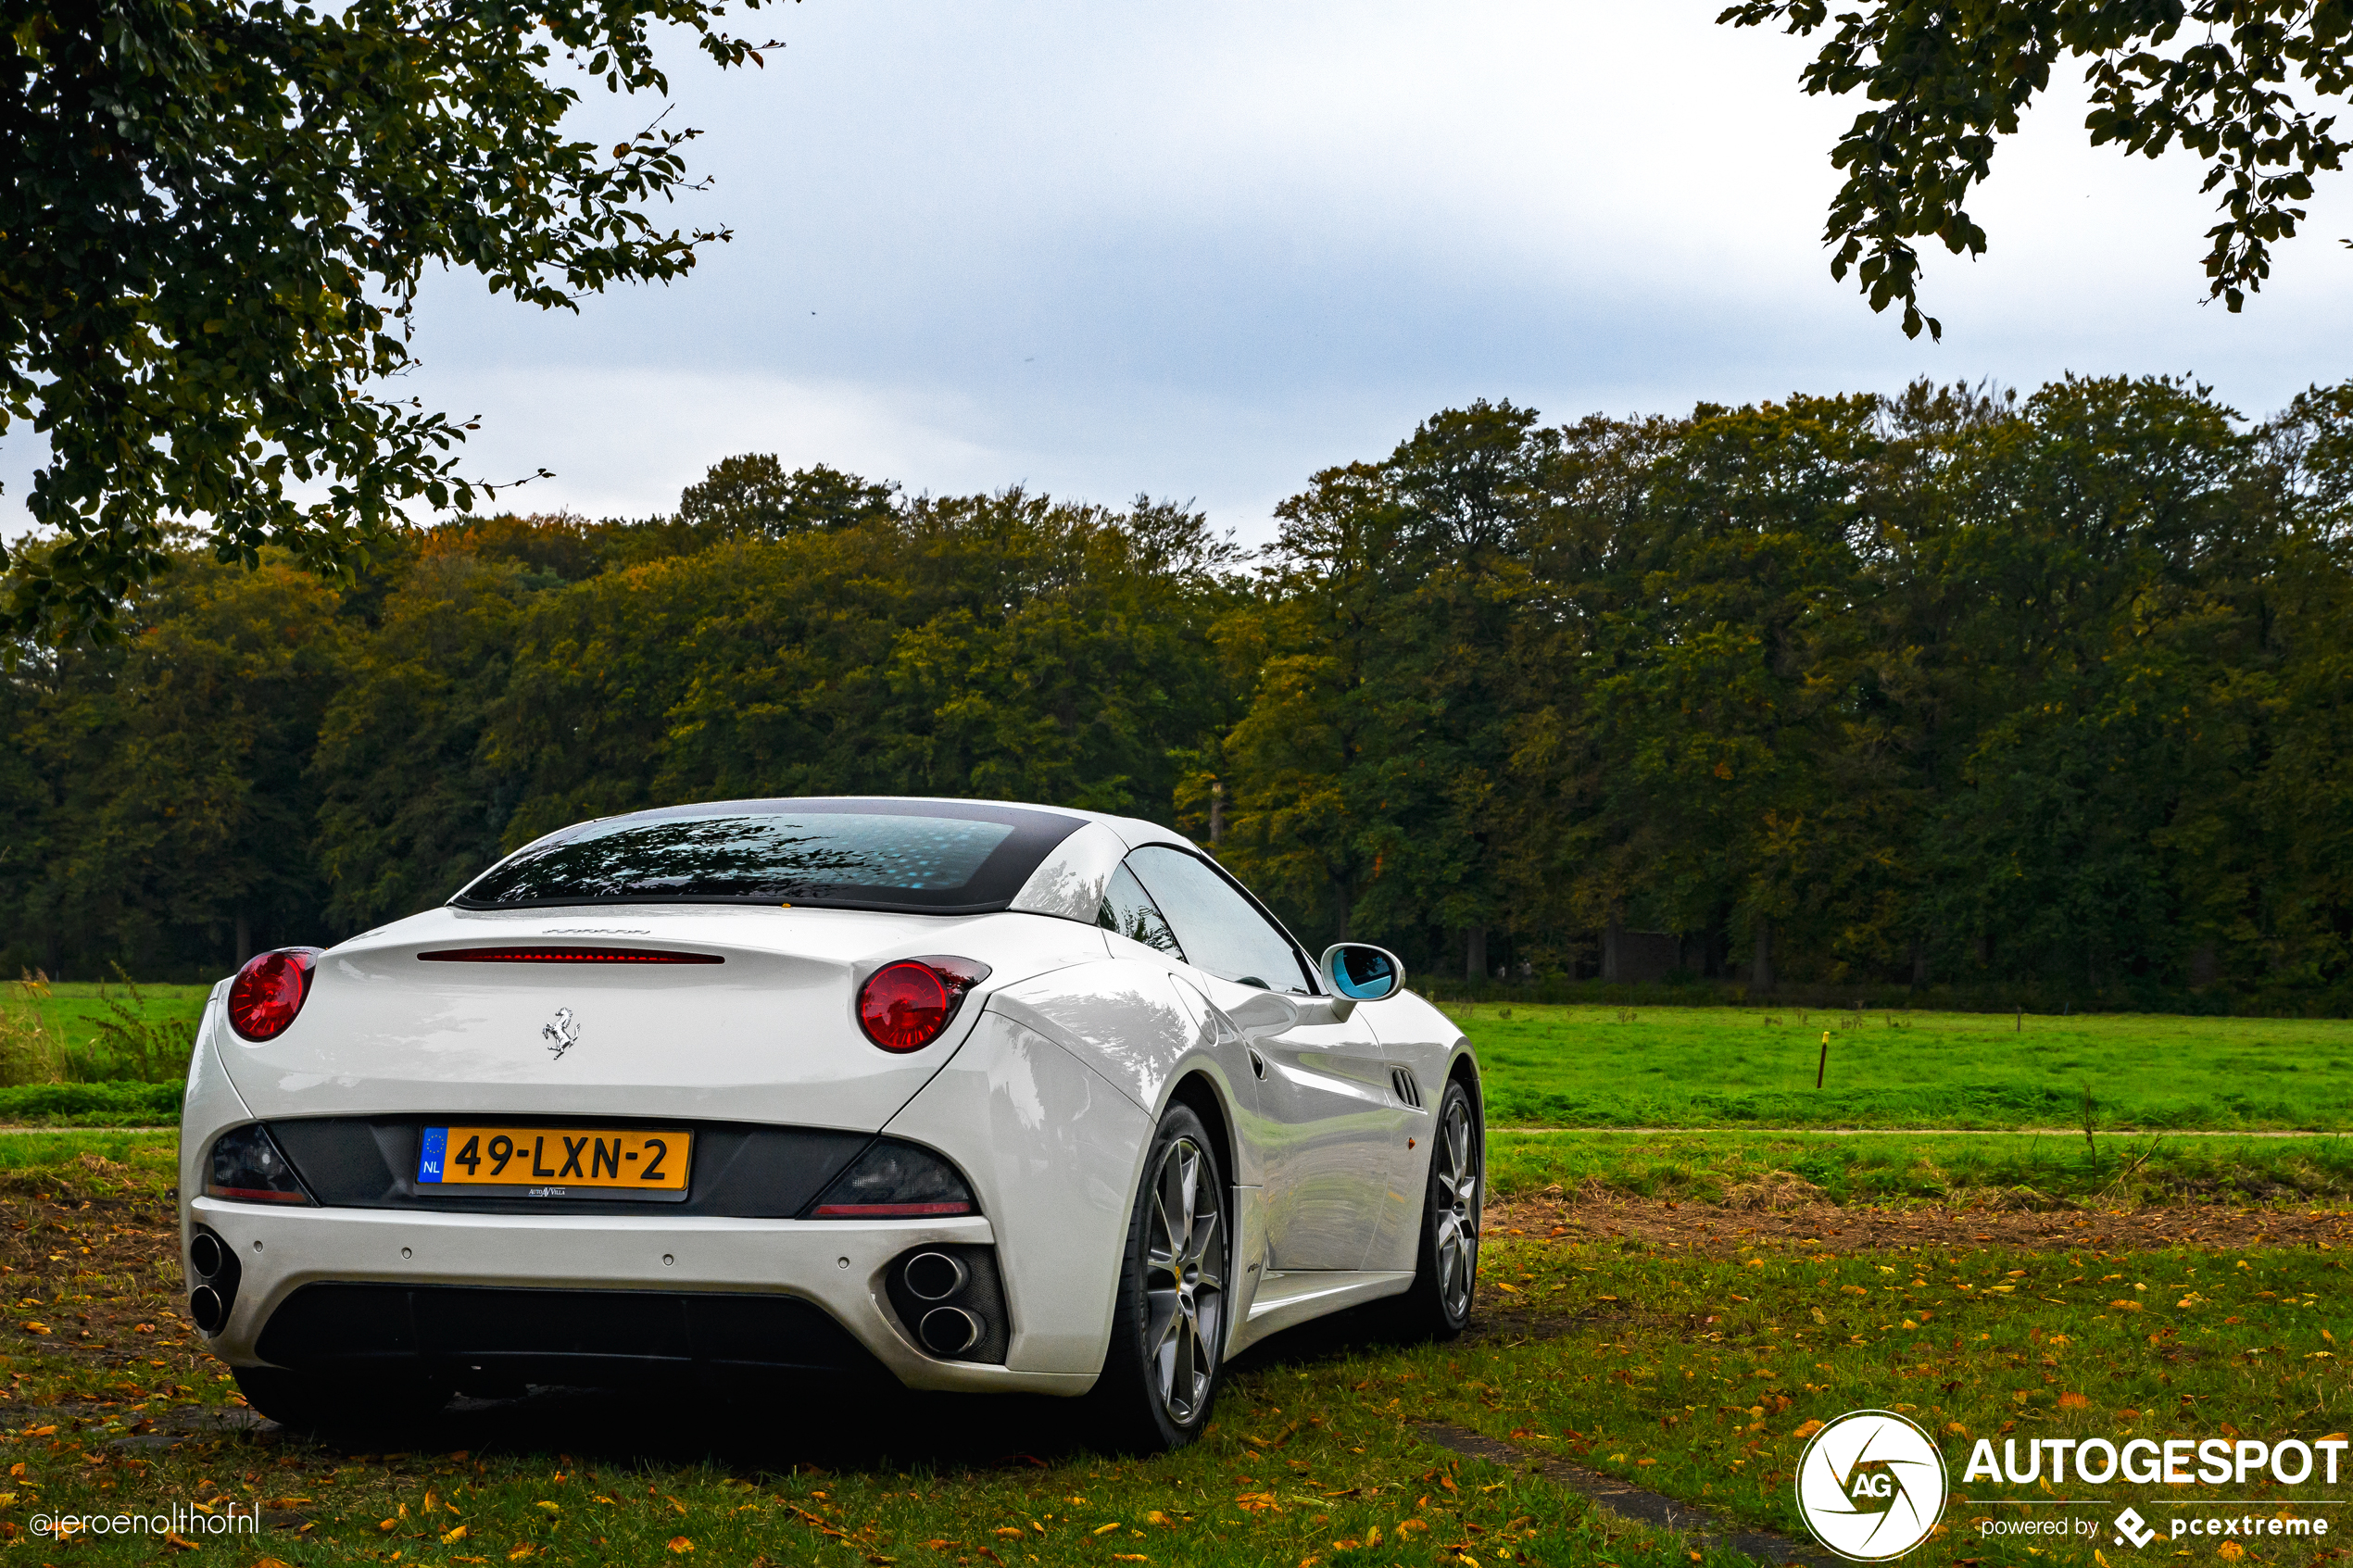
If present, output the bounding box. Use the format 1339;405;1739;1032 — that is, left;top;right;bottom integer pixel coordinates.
5;1135;2349;1568
1454;1002;2353;1131
9;991;2353;1134
5;993;2346;1565
5;980;210;1047
0;981;209;1090
1421;1229;2353;1567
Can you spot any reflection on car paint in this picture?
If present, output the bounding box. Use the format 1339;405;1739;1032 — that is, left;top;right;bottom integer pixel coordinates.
991;963;1198;1113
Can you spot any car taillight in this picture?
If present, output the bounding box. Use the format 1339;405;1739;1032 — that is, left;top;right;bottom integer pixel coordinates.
417;947;724;964
855;956;991;1053
205;1123;312;1205
226;947;322;1041
807;1138;977;1217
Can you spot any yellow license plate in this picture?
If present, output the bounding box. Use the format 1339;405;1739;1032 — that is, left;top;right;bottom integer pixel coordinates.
418;1126;690;1192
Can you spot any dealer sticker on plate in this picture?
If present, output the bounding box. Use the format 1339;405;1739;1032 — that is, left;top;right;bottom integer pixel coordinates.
417;1126;691;1194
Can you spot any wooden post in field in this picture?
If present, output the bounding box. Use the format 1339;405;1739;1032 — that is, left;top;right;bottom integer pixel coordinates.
1817;1030;1830;1088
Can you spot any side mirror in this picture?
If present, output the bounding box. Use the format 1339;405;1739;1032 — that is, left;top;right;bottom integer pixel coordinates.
1321;944;1403;1002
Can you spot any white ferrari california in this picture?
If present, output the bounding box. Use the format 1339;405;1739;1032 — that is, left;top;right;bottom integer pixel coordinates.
177;797;1483;1450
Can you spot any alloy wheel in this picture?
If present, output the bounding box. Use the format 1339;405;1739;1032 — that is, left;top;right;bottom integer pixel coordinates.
1433;1094;1480;1320
1142;1135;1226;1425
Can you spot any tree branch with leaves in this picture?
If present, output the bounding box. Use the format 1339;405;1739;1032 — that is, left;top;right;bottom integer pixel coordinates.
1720;1;2353;339
0;0;783;639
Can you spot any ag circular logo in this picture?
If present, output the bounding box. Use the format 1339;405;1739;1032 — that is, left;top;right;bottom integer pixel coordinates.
1793;1409;1948;1561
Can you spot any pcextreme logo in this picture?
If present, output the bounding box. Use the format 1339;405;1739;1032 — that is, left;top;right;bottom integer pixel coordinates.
1795;1410;1949;1562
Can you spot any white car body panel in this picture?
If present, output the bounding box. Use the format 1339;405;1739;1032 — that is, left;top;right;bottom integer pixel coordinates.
1357;989;1466;1273
1180;971;1400;1273
177;795;1478;1402
986;960;1259;1172
179;985;254;1223
1243;1268;1418;1342
882;1010;1155;1375
182;1186;1088;1394
213;904;1105;1131
1006;821;1131;922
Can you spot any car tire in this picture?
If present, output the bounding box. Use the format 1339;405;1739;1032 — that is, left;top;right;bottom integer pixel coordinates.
1085;1100;1232;1454
1389;1075;1482;1340
233;1365;451;1434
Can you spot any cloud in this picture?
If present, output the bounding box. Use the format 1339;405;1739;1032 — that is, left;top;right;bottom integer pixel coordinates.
9;1;2353;548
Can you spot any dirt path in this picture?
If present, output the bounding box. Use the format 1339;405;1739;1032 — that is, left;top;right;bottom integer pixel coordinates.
1486;1191;2353;1253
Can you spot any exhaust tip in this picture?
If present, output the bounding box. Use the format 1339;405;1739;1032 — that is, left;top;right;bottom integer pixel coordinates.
189;1286;225;1335
918;1305;980;1356
189;1232;224;1279
903;1250;966;1302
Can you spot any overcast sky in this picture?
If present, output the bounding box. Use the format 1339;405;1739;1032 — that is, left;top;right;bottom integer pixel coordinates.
15;2;2353;546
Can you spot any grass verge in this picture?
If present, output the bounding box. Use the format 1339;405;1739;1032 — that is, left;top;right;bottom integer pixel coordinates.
0;1082;184;1128
1455;1003;2353;1131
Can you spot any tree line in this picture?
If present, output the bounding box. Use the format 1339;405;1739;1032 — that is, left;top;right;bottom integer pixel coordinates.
6;372;2352;1011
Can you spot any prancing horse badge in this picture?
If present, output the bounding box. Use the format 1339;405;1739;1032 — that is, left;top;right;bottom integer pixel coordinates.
541;1007;579;1060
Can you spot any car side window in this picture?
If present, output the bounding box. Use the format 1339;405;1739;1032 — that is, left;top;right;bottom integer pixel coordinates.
1125;847;1314;994
1097;863;1183;958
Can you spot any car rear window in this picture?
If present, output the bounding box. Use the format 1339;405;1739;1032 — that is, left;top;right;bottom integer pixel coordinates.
451;799;1084;913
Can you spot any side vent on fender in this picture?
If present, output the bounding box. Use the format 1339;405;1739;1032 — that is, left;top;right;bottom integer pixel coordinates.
1390;1067;1423;1109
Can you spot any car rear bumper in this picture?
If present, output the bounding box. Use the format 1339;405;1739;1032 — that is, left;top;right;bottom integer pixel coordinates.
186;1196;1093;1396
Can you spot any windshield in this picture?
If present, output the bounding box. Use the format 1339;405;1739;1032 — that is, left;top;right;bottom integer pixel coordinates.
451;799;1084;913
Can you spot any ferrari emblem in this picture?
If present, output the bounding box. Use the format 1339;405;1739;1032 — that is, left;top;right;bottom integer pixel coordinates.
541;1007;579;1060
